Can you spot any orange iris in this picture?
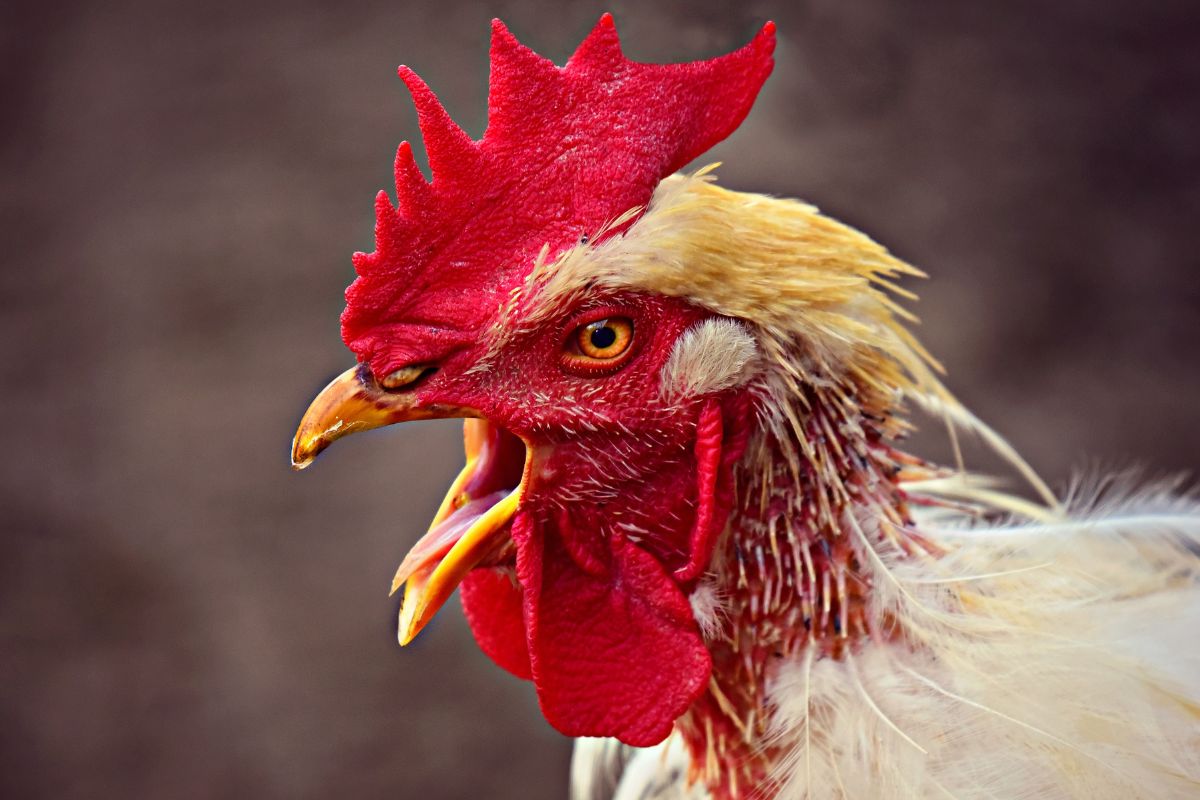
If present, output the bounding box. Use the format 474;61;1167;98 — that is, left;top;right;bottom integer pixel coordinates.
564;316;635;371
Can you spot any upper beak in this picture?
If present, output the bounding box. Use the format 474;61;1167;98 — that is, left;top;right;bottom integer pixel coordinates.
291;364;442;470
291;365;530;645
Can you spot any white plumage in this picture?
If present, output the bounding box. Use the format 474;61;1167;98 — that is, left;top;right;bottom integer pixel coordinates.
769;476;1200;799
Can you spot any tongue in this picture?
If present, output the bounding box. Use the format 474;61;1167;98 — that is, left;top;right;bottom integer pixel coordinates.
392;490;510;591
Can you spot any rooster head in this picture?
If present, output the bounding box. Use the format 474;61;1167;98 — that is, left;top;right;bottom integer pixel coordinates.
292;16;933;748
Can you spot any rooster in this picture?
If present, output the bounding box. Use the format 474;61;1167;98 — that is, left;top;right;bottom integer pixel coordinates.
290;16;1200;800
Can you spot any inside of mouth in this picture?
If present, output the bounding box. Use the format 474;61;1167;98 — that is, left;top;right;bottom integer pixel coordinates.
461;420;527;501
392;420;527;587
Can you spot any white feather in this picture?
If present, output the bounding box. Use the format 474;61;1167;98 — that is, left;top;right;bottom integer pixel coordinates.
660;318;757;402
573;735;710;800
688;579;729;641
572;738;635;800
760;480;1200;799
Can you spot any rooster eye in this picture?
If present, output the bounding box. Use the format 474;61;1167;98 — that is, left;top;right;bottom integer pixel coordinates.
563;316;635;372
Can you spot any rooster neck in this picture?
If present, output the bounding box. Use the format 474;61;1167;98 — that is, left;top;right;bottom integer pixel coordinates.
677;379;924;799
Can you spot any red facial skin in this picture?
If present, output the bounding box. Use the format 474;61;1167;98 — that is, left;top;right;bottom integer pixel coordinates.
355;292;750;746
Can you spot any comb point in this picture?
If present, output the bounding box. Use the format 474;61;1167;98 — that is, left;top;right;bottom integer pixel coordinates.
397;65;479;185
569;13;623;69
393;141;430;215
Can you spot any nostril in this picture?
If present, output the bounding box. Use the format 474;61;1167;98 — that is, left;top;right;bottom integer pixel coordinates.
378;364;439;392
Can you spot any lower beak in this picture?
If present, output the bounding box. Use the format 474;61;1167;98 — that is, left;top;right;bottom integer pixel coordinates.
292;366;529;645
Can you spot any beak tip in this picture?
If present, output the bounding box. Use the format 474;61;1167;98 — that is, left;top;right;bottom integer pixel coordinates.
397;620;419;647
289;365;404;477
396;596;429;647
290;436;322;470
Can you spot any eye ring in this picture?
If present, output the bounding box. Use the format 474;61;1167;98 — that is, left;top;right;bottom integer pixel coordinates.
562;316;635;374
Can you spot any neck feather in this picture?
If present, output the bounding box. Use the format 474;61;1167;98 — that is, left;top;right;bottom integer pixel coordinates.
676;376;933;799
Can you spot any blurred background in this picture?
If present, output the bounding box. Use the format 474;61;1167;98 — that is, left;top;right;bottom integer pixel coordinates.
3;0;1198;797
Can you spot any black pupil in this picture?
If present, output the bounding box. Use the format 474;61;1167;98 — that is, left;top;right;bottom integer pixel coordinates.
589;323;618;350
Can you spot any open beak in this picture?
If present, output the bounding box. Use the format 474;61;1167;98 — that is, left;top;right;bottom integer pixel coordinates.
292;366;531;645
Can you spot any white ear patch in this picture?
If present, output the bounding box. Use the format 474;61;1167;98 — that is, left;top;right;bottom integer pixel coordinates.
660;317;757;401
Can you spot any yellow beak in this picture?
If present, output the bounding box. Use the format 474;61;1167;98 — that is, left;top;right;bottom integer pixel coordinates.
291;365;438;469
292;366;529;645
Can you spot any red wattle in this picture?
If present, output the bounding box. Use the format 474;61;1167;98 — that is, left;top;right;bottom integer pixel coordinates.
460;567;532;680
514;513;712;747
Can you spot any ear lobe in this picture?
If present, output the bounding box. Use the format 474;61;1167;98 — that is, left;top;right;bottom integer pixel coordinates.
674;393;753;583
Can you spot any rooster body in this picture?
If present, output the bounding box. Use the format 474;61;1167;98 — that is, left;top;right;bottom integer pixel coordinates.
293;17;1200;799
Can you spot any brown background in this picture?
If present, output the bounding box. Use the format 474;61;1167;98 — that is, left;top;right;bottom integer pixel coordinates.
3;0;1198;797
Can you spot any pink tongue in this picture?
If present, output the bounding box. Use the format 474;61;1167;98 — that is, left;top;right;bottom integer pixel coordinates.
393;490;510;586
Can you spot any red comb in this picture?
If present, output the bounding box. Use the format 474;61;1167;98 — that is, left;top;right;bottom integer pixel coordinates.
340;14;775;369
